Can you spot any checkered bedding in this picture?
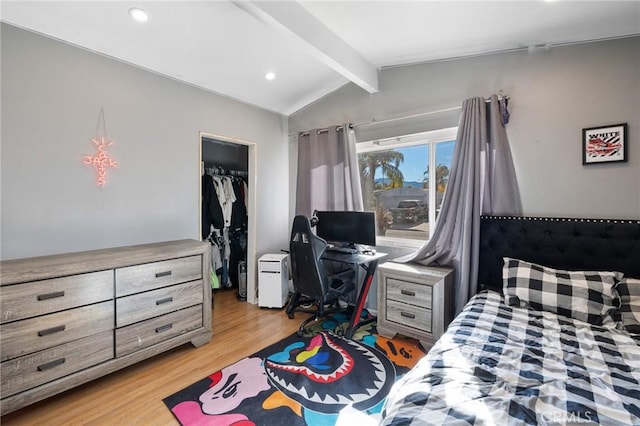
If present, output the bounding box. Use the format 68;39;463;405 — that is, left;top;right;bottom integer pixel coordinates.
380;291;640;425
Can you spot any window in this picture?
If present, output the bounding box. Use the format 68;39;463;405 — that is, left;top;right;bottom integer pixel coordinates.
357;127;457;247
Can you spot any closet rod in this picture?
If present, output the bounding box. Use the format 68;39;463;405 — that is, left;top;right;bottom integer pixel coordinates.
204;164;248;177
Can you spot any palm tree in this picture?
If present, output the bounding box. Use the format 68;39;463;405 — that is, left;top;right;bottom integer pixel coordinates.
358;151;404;210
435;164;450;192
422;164;450;192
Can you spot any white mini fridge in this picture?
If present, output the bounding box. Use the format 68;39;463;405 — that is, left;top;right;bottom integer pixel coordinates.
258;253;289;308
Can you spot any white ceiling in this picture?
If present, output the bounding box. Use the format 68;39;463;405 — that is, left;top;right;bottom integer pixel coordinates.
2;1;639;116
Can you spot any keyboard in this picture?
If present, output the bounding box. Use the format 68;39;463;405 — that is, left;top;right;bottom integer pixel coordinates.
326;246;359;255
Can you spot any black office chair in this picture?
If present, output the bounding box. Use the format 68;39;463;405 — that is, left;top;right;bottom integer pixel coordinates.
285;215;356;336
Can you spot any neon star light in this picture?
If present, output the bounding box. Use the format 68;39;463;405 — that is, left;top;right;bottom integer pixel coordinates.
83;136;118;187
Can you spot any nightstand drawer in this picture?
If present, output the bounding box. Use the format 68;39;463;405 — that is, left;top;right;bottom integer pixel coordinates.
378;262;452;349
1;301;114;361
0;270;113;323
386;300;432;333
1;330;114;398
116;281;203;327
386;278;432;309
115;305;202;357
116;255;202;297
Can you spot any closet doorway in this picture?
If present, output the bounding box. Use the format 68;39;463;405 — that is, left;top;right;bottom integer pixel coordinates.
199;132;258;304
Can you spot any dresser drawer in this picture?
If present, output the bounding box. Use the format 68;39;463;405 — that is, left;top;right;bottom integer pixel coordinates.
0;270;113;324
1;330;114;398
386;300;432;333
115;256;201;297
386;278;432;309
116;281;203;327
1;301;114;362
115;305;202;357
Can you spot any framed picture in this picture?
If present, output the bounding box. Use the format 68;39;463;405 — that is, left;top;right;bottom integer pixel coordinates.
582;123;627;165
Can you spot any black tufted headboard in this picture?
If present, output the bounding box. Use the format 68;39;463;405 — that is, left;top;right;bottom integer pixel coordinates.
478;216;640;293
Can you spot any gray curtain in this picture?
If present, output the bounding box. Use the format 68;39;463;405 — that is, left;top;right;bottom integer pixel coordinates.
396;94;522;313
295;124;363;216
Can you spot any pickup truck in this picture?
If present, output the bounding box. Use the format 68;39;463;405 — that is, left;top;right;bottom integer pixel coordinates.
390;200;428;224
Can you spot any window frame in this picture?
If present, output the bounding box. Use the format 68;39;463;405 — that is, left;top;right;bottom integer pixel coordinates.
357;127;458;249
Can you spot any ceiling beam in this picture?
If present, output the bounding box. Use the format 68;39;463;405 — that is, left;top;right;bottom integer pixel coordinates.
233;0;378;93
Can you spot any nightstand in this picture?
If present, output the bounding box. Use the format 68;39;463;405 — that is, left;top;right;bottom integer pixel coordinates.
376;262;454;350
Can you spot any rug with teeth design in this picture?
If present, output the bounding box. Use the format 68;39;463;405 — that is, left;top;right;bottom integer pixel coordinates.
163;319;425;425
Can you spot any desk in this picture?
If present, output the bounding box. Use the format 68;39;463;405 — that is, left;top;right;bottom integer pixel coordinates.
321;250;387;339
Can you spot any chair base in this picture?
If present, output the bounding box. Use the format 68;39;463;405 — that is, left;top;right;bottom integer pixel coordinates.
285;292;317;319
296;312;345;337
286;293;349;336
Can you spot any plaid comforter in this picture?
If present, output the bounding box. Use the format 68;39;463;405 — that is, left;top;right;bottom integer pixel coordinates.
380;291;640;425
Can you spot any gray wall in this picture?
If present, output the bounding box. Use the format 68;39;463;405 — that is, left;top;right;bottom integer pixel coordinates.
289;37;640;220
1;24;290;263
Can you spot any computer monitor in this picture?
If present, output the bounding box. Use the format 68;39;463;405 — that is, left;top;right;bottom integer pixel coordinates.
314;210;376;247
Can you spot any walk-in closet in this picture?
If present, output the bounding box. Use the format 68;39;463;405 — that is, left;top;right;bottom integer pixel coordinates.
201;135;250;300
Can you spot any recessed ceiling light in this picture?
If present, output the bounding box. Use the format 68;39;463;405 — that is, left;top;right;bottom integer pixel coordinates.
129;7;148;22
265;72;276;81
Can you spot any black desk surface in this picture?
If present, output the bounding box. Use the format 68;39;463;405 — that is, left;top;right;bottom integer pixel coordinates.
321;250;387;265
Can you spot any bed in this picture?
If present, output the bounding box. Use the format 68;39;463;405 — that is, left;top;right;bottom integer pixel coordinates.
380;216;640;425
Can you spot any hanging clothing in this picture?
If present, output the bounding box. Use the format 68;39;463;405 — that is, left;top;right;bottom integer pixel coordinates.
230;178;247;231
203;168;249;289
209;236;223;275
212;176;236;228
222;176;237;227
202;174;224;239
209;237;222;289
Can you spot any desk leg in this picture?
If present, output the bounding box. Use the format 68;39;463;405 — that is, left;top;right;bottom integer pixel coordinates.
345;260;379;339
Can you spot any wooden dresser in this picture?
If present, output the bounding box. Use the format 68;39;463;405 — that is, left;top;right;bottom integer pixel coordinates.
0;239;211;415
377;262;454;350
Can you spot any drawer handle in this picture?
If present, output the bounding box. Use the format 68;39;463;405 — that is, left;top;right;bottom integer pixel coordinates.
37;358;66;371
38;325;66;337
155;324;173;333
37;291;65;301
156;297;173;305
400;289;416;297
400;311;416;319
155;271;172;278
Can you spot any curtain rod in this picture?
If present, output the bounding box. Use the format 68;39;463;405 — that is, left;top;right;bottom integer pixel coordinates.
354;95;509;129
354;106;461;129
298;124;352;137
293;94;509;136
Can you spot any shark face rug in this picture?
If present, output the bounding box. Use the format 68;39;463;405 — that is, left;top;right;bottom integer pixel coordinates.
263;331;395;414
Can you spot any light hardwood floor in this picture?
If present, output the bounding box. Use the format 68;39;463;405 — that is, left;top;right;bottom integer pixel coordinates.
1;289;301;425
